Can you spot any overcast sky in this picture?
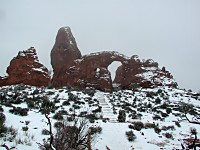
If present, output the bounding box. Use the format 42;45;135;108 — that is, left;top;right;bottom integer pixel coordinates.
0;0;200;92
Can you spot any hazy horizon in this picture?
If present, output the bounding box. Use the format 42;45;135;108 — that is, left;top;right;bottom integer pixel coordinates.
0;0;200;92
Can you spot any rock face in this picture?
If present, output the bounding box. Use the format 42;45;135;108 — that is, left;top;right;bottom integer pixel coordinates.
50;26;178;91
0;47;50;86
51;50;177;91
51;27;82;75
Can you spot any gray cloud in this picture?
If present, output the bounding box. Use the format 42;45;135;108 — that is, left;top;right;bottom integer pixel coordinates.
0;0;200;92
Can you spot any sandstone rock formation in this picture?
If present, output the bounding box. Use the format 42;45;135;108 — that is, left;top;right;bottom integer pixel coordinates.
51;26;82;75
0;47;50;86
51;42;177;91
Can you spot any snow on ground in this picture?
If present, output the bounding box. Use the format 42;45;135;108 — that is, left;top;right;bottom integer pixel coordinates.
0;85;200;150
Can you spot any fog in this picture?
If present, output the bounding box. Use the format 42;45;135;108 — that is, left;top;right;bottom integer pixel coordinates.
0;0;200;91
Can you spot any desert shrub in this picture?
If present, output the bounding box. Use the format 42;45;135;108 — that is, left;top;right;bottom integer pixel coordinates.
125;130;136;141
9;98;22;104
58;110;68;115
67;116;74;122
161;112;168;118
175;121;181;127
166;108;172;114
40;98;57;114
68;93;78;101
54;122;63;128
90;126;102;135
129;113;140;120
69;108;73;112
0;113;7;137
62;100;70;106
1;126;17;141
32;89;40;95
144;122;156;129
0;112;6;123
86;114;98;120
40;118;97;150
42;129;50;135
160;102;168;109
146;92;154;98
92;106;102;113
147;103;152;108
161;125;175;131
137;106;146;112
157;89;162;94
118;110;126;122
155;97;161;104
83;88;95;97
132;121;144;131
85;113;98;123
22;126;29;132
46;91;55;95
154;126;161;134
0;106;3;112
53;112;64;120
128;124;134;129
164;132;173;139
72;104;80;109
79;111;87;117
179;102;197;115
9;107;29;116
26;99;35;109
152;114;162;120
25;120;30;125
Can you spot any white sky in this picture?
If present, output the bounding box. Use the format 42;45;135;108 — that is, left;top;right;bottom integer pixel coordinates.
0;0;200;92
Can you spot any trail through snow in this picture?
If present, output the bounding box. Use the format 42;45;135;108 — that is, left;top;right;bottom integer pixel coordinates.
95;91;117;123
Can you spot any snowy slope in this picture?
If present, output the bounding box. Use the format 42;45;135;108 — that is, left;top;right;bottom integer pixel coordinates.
0;85;200;150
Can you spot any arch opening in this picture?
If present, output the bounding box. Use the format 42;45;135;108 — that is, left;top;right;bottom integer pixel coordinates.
108;61;122;87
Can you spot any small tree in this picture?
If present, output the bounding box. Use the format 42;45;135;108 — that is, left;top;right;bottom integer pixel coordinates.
187;128;200;150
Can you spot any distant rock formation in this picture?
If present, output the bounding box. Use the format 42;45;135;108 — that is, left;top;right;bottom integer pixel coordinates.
51;27;177;91
0;47;50;86
51;26;82;75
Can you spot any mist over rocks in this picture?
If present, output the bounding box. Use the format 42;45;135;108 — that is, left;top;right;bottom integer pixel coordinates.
0;47;50;86
51;27;177;91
